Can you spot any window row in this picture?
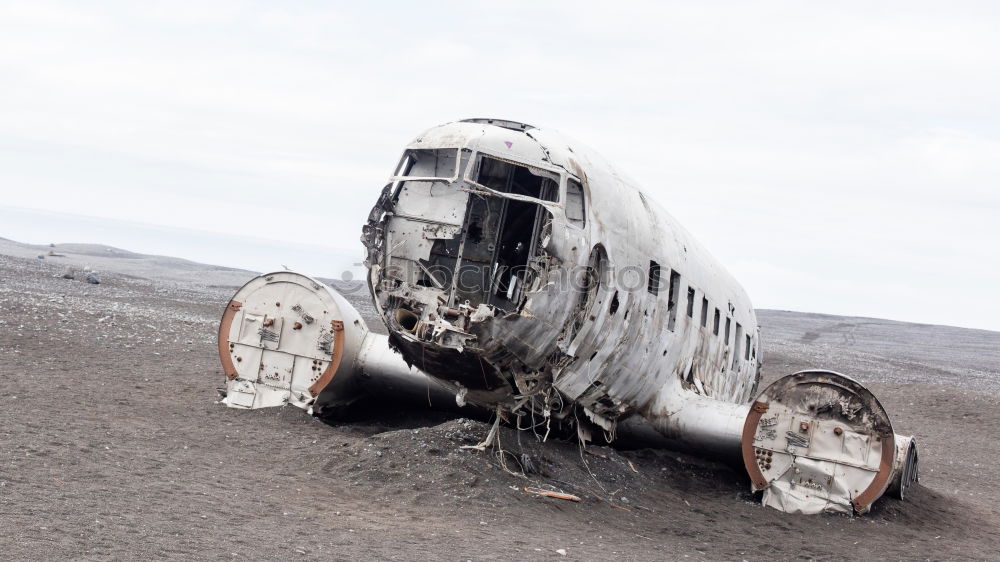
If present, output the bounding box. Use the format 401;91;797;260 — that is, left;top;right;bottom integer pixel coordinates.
647;260;756;366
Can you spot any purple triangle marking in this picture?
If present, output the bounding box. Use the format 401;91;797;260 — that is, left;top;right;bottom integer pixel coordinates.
504;141;513;148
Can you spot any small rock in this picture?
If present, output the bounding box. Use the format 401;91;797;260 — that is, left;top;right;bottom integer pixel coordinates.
86;271;101;284
36;254;45;260
556;549;567;556
61;268;74;279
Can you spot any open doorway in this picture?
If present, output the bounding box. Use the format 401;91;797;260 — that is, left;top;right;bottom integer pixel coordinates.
453;154;558;310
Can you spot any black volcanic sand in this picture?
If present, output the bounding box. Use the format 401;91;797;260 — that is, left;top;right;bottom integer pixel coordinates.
1;241;998;560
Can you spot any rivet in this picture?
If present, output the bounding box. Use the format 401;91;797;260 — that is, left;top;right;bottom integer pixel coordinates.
834;427;843;436
799;421;809;432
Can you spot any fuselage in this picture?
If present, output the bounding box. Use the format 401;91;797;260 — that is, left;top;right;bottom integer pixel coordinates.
218;118;917;516
363;118;761;431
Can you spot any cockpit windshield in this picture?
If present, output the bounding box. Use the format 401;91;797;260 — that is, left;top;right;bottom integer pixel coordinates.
471;154;559;202
392;148;460;181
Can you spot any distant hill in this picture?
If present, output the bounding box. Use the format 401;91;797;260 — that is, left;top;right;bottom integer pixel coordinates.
0;237;256;287
3;236;997;383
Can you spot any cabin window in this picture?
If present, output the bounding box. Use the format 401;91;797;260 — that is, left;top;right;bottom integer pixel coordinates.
733;323;743;369
667;270;680;331
700;297;709;327
713;308;720;335
745;334;751;360
724;317;731;344
566;179;586;227
647;261;662;295
686;287;696;318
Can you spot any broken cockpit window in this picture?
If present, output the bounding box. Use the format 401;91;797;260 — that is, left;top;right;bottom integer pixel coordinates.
392;148;460;182
388;149;464;213
472;155;559;202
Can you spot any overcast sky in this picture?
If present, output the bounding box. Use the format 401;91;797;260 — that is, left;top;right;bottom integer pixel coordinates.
2;1;998;331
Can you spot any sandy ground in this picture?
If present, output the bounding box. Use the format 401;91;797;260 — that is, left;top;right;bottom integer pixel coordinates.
1;240;999;561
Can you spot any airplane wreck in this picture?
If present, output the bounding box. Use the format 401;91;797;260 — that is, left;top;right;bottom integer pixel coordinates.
217;118;919;515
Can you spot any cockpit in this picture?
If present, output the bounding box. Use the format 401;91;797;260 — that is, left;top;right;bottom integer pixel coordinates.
375;144;585;319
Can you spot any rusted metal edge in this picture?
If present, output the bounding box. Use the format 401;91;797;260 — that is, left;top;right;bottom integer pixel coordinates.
741;400;769;490
308;320;346;396
218;300;242;381
851;433;896;514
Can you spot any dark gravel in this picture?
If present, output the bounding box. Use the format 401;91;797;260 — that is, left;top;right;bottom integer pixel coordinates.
1;241;998;560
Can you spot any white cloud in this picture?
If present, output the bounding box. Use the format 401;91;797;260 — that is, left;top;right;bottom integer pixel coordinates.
1;0;998;330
